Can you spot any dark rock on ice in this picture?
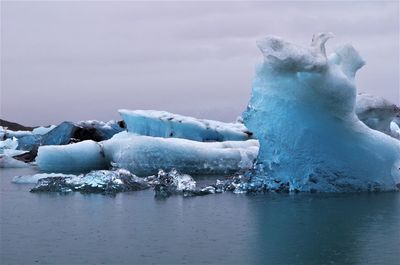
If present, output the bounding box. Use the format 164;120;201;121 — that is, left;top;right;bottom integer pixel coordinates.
0;119;36;131
12;148;38;163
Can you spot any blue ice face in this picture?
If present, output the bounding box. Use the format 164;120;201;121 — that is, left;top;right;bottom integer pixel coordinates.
243;33;400;192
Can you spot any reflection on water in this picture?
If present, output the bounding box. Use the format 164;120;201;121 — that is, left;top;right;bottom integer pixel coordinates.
248;193;400;264
1;168;399;264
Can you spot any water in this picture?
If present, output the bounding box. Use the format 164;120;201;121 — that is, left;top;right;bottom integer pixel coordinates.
1;167;399;264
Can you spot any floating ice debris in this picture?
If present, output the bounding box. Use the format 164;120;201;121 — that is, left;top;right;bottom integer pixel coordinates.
12;173;76;184
119;109;253;141
153;169;253;198
30;169;149;194
243;33;400;192
154;169;197;198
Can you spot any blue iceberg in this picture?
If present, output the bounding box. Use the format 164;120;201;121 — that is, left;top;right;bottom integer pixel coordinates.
243;33;400;192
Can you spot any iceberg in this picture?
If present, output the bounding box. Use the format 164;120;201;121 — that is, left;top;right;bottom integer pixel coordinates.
1;120;124;152
102;132;258;176
41;120;124;146
36;132;258;175
119;109;252;141
36;140;108;173
243;33;400;192
356;93;400;140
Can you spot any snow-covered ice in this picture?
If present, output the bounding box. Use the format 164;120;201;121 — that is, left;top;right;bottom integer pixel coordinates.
119;109;253;141
243;33;400;192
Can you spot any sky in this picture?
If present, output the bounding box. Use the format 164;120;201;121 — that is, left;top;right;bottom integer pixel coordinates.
1;0;399;126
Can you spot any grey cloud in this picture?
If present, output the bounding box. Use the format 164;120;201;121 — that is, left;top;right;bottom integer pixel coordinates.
1;1;398;126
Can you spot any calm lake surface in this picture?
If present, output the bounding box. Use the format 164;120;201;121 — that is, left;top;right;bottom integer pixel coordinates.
1;167;399;264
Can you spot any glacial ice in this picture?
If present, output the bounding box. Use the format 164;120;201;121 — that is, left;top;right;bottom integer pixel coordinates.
0;137;30;168
36;140;108;173
243;33;400;192
119;109;252;141
29;169;149;194
17;168;218;196
12;173;77;184
0;120;125;153
32;125;56;135
102;132;258;176
153;169;197;197
15;167;251;197
0;138;19;153
390;121;400;139
35;131;258;175
0;156;30;168
356;93;400;140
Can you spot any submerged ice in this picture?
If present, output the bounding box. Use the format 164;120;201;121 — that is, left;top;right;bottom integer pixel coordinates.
243;33;400;192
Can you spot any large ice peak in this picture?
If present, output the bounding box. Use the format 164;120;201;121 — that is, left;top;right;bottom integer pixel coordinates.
244;33;400;192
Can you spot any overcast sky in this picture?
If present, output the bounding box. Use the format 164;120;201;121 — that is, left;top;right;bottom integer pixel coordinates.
1;1;399;126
